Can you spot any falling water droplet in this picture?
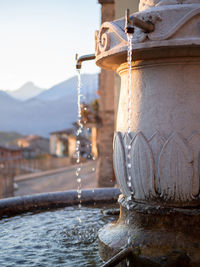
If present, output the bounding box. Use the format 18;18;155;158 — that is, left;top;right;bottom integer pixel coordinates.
127;196;132;202
127;163;131;169
77;189;81;194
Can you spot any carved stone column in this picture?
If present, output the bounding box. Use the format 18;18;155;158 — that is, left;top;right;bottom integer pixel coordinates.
96;0;200;265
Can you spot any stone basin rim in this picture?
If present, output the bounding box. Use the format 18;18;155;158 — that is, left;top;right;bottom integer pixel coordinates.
96;45;200;71
0;188;121;218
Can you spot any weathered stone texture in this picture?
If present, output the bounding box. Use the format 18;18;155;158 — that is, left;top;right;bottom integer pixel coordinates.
97;0;200;264
97;110;115;186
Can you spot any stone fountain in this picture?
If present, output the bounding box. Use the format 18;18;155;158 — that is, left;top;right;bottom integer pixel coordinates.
95;0;200;265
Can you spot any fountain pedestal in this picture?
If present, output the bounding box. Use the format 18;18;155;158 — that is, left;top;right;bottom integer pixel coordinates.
95;0;200;265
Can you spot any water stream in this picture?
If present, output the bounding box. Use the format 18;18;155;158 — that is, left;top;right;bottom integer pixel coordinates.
76;69;83;223
126;32;133;266
76;69;97;222
127;33;133;191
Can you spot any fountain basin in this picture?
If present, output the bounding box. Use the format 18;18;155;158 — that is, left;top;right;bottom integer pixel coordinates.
0;188;120;218
0;188;120;266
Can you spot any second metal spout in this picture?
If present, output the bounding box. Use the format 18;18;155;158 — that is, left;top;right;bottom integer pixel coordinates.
125;8;154;34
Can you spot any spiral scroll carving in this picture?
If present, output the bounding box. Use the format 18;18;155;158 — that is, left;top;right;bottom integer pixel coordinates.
95;22;128;55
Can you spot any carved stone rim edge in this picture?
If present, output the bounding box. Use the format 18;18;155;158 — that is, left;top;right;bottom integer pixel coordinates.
96;42;200;71
119;195;200;214
116;57;200;74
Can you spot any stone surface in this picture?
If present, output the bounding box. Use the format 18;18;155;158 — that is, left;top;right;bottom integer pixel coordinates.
95;3;200;70
96;0;200;264
0;187;120;218
114;57;200;205
96;0;200;205
99;196;199;266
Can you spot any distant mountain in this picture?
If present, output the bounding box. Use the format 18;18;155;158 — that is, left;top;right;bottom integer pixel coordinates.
0;90;13;97
36;74;98;103
7;82;44;101
0;73;98;136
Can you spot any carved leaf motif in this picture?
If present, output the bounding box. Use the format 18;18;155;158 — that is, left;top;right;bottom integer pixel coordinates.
188;132;200;197
123;133;133;159
149;131;166;194
123;132;135;194
130;132;156;200
123;132;132;155
159;133;193;202
113;132;131;197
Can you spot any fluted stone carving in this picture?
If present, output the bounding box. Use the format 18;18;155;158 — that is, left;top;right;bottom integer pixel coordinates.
149;131;166;194
188;132;200;197
113;132;130;197
159;133;193;202
130;132;156;199
113;131;200;203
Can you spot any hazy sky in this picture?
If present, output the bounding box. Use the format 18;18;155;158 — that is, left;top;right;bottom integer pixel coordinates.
0;0;100;91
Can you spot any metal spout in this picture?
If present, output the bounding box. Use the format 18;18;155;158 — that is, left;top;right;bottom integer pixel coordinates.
76;53;95;69
125;8;154;34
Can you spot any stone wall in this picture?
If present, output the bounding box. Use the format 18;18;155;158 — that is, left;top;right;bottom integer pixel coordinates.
0;161;15;199
97;0;115;187
115;0;139;19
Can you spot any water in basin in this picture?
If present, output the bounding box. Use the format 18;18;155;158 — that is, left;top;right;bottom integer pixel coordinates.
0;204;118;267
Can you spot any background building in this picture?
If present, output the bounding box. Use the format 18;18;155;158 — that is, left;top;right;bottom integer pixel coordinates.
17;135;49;157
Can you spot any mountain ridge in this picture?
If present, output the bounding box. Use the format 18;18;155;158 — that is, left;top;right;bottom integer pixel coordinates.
7;82;45;101
0;73;98;136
